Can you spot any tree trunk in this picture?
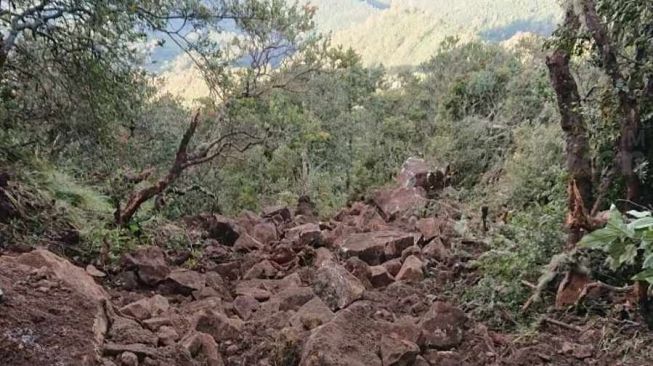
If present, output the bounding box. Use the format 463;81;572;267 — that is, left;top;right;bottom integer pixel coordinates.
547;47;593;246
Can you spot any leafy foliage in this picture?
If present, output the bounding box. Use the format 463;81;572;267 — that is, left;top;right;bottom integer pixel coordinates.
580;207;653;283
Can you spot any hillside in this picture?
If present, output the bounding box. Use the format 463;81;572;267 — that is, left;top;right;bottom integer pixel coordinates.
314;0;561;66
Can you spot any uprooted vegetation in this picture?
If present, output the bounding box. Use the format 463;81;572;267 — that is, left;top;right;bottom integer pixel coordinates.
2;0;653;365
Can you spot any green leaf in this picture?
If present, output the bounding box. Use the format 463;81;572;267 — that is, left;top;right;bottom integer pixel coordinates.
579;227;620;249
627;210;651;219
619;244;638;265
643;253;653;269
628;217;653;230
632;269;653;283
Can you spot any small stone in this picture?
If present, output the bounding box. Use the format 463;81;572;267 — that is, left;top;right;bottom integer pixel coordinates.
157;325;180;346
396;255;424;282
86;264;106;278
369;265;395;288
119;352;138;366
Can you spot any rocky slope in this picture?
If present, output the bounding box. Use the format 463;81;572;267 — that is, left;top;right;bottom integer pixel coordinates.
0;158;650;365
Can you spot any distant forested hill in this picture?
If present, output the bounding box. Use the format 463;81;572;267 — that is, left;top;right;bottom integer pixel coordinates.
308;0;561;66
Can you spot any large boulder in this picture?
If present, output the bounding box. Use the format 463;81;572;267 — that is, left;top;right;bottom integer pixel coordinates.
312;261;365;311
373;187;430;221
121;246;170;286
339;231;414;265
300;302;420;366
15;249;108;301
418;302;468;350
397;157;448;195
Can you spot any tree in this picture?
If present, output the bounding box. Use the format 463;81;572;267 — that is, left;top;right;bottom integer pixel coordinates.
114;0;326;225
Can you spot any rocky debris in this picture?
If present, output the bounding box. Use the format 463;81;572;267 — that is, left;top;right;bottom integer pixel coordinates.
274;286;315;311
233;232;263;253
121;246;170;286
383;258;403;277
108;315;158;345
369;265;395;288
14;249;108;301
312;260;365;311
299;301;420;366
415;217;442;242
86;264;107;278
286;223;322;247
243;260;278;280
397;157;448;195
290;297;334;330
373;186;430;221
344;256;372;287
233;295;260;320
296;195;318;219
181;332;224;366
157;325;180;346
194;309;244;342
418;302;468;350
396;255;424;282
118;351;139;366
159;269;206;296
340;231;414;265
422;238;450;261
251;221;278;244
262;205;292;222
120;295;169;321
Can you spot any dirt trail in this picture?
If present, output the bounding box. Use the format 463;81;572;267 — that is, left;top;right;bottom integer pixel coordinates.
1;159;652;365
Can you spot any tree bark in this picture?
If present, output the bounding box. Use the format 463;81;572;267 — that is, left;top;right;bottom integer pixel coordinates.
115;112;200;226
546;8;593;246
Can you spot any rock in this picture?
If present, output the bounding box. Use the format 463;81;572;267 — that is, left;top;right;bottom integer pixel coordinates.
415;217;442;242
561;341;594;359
252;221;279;244
421;351;466;366
290;297;335;330
422;238;450;261
86;264;106;278
119;352;138;366
214;261;240;281
313;260;365;311
382;258;403;277
296;195;318;218
15;249;108;301
235;283;272;301
274;286;315;311
314;247;335;268
380;335;420;366
262;206;292;222
286;223;322;247
181;332;224;366
108;316;158;345
120;295;170;321
236;210;261;234
121;246;170;286
233;295;260;320
345;257;372;287
401;245;422;261
157;325;179;346
233;232;264;253
373;187;429;221
205;214;240;246
102;343;158;358
340;231;414;265
159;269;205;296
0;286;4;303
243;260;278;280
142;316;173;331
396;255;424;282
369;265;395;288
299;301;419;366
116;270;139;290
194;310;243;342
418;302;467;350
397;157;447;194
